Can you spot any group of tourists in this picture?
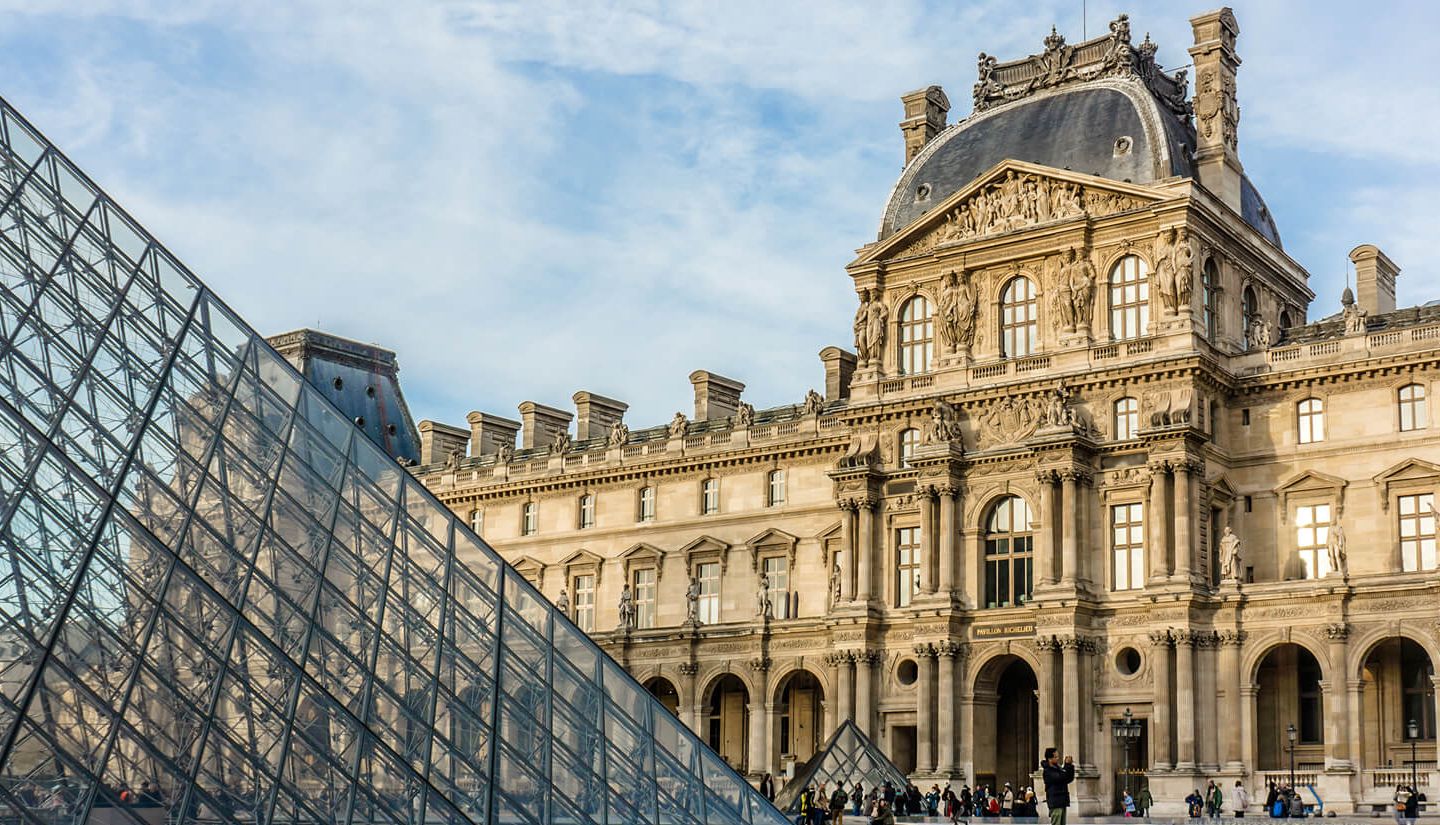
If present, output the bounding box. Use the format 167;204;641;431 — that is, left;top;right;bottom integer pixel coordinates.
1184;780;1247;818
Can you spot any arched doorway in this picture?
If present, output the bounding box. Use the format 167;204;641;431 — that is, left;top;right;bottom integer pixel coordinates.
707;674;750;771
974;655;1039;790
645;676;681;717
1360;638;1435;794
1255;644;1325;771
774;670;824;774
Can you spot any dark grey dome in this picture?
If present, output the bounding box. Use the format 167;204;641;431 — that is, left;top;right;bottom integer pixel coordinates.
879;79;1281;247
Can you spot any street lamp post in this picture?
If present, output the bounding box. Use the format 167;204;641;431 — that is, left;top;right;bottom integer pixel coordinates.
1112;708;1142;810
1287;723;1298;791
1408;718;1420;793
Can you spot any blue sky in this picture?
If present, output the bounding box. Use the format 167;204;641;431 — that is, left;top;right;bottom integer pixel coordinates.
3;1;1438;431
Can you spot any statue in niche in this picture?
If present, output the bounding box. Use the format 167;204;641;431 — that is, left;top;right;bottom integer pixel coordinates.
802;389;824;416
1173;229;1195;310
1154;228;1180;314
831;561;842;605
854;288;874;363
757;573;773;620
1058;247;1095;330
555;587;569;615
685;576;700;624
668;412;688;438
734;402;754;428
1327;522;1348;578
607;420;629;448
1219;526;1242;580
938;269;979;353
617;584;635;630
863;291;888;365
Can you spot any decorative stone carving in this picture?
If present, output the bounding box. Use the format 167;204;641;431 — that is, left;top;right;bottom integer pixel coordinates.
1215;630;1247;647
836;432;882;470
1324;623;1350;641
756;573;772;620
1143;387;1193;427
980;395;1044;446
1053;246;1097;332
1147;629;1173;648
748;657;772;673
555;587;569;614
444;449;461;471
1246;315;1273;351
617;584;635;630
854;288;888;365
1326;523;1348;578
677;662;699;676
496;441;515;463
1341;289;1368;335
922;398;965;446
550;429;572;456
1174;228;1195;311
938;269;980;354
1219;525;1242;580
1196;66;1239;150
668;412;688;439
607;420;630;448
802;389;824;416
1154;227;1181;315
972;15;1189;117
685;576;701;625
734;402;754;428
900;171;1149;256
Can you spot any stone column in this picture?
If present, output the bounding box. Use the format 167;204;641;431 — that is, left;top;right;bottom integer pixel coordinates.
839;501;857;601
836;653;855;723
958;687;977;786
1325;624;1351;768
916;644;936;773
748;699;768;776
1062;636;1082;759
1219;632;1245;770
1060;471;1080;585
1148;462;1171;582
855;651;875;738
1175;631;1197;771
1432;676;1440;770
938;484;958;596
680;662;700;735
1037;638;1060;755
857;499;877;603
920;489;938;594
938;642;960;775
1240;683;1259;774
1150;630;1174;771
1035;471;1057;586
1174;461;1196;583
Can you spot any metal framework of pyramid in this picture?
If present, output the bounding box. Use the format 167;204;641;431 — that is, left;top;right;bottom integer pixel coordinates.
0;95;787;825
772;721;908;814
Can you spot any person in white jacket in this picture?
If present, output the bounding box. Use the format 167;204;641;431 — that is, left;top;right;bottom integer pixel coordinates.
1232;781;1250;819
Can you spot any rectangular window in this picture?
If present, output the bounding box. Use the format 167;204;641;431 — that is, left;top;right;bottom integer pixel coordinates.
578;494;595;529
1295;503;1332;579
572;573;595;632
1298;398;1325;444
633;568;656;629
469;509;484;535
638;486;656;522
768;470;787;507
1399;492;1437;572
521;502;537;536
1241;408;1250;426
696;562;720;624
701;479;720;515
763;556;790;619
1400;384;1428;432
895;527;921;607
1111;503;1145;591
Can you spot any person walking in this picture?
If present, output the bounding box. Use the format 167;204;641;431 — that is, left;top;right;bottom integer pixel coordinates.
1208;781;1224;820
1232;781;1250;819
1122;790;1136;818
1394;785;1408;825
830;783;848;825
1136;785;1153;818
1041;748;1076;825
853;783;864;818
1003;783;1015;817
1265;781;1279;819
960;785;973;818
759;774;774;803
1403;785;1419;825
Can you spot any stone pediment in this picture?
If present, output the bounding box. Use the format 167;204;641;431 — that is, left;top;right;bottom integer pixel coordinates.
1374;458;1440;509
1276;470;1347;522
863;161;1164;263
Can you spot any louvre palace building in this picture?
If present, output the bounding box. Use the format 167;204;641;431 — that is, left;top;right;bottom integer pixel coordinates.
403;7;1440;817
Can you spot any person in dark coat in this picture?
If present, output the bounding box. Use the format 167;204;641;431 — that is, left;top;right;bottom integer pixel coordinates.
759;774;774;802
1041;747;1076;825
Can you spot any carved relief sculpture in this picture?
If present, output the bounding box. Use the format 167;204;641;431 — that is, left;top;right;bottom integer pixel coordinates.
1154;227;1179;315
1342;289;1368;336
608;420;630;448
496;441;515;464
1327;523;1348;578
1174;228;1195;312
734;402;754;428
668;412;689;438
1056;246;1096;332
864;291;888;367
922;398;965;446
685;576;701;624
938;269;980;356
555;587;570;614
802;389;824;416
1219;526;1242;580
757;573;772;620
550;429;572;456
617;584;635;630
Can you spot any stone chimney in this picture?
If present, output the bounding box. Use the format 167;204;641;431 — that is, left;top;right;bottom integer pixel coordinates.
572;391;628;441
465;411;521;457
1188;8;1243;214
1349;244;1400;316
517;401;572;450
688;371;745;421
899;86;950;166
418;420;468;465
819;346;857;402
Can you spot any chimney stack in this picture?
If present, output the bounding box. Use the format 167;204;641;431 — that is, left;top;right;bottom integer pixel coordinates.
465;411;521;457
688;371;745;421
517;401;572;450
1188;8;1243;214
899;86;949;166
1349;244;1400;316
572;391;628;441
819;346;857;402
418;420;468;465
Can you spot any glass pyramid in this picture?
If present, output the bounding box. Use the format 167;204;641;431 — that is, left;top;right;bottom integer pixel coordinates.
0;96;787;825
772;720;908;814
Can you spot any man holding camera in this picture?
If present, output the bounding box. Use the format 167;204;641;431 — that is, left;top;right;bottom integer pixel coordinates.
1041;748;1076;825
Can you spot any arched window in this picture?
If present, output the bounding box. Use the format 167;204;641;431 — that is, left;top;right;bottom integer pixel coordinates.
1399;383;1428;431
1109;255;1150;340
899;428;920;468
1001;277;1039;358
983;496;1033;608
1297;398;1325;444
1202;260;1219;339
1278;309;1292;331
1114;397;1139;440
899;296;934;374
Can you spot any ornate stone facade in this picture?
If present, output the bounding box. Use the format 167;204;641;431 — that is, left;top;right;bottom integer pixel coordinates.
411;9;1438;817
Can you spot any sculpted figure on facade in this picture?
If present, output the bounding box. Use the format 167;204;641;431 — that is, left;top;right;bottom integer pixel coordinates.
1327;523;1348;578
444;448;461;471
734;402;754;428
685;576;701;624
938;269;979;354
1173;228;1195;311
1055;247;1095;331
854;289;887;365
617;584;635;630
668;412;688;438
756;573;772;620
550;429;572;456
923;398;964;446
1247;314;1272;351
496;441;515;464
555;587;570;615
1342;289;1368;336
607;420;629;448
802;388;824;416
1220;526;1242;580
1154;227;1180;314
914;173;1138;256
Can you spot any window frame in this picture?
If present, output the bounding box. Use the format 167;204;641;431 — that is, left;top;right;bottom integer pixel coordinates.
761;554;791;620
637;485;657;523
1001;276;1039;358
578;493;595;529
632;566;657;629
1399;383;1428;432
1294;501;1332;579
694;561;721;624
895;526;921;608
700;478;720;515
469;508;484;535
1111;502;1145;591
1398;491;1437;572
521;501;538;536
983;496;1034;608
1114;396;1139;440
1108;255;1150;341
1201;259;1218;339
899;428;920;469
767;469;787;507
572;572;596;631
1297;397;1325;444
898;295;935;375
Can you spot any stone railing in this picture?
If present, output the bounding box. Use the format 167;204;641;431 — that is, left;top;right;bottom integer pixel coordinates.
1366;768;1434;789
1255;770;1320;788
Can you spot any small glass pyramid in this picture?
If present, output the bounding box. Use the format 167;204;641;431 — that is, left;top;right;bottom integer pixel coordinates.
772;720;909;814
0;95;786;825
